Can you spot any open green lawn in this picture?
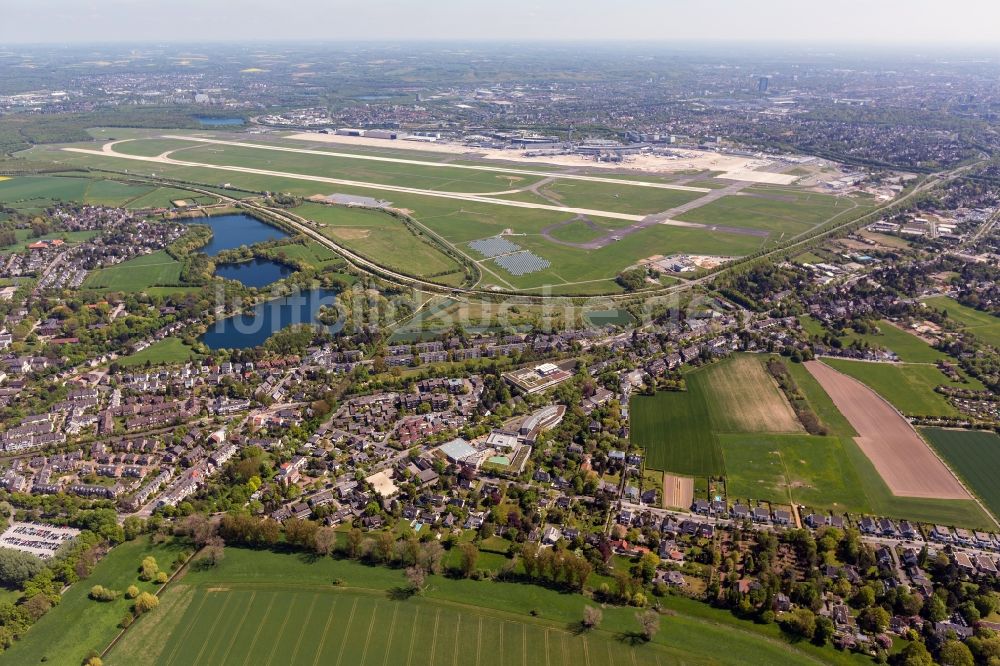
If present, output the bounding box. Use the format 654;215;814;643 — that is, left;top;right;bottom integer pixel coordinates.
839;321;947;363
81;179;157;206
924;295;1000;349
923;428;1000;522
784;361;993;528
106;547;859;666
675;192;868;245
83;250;185;291
527;179;702;215
1;536;188;666
720;433;870;512
159;139;550;194
300;202;466;283
118;338;200;368
630;390;723;476
822;359;977;417
266;240;343;269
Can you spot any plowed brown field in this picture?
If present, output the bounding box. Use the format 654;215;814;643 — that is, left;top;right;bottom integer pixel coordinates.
805;361;969;499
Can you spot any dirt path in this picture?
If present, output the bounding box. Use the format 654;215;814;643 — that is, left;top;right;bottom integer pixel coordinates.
804;361;970;500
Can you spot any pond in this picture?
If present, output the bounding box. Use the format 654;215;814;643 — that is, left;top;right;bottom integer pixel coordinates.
200;288;340;350
214;257;294;288
186;214;290;256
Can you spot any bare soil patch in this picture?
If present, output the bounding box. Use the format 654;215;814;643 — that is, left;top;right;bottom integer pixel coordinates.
327;227;371;240
805;361;969;499
663;474;694;509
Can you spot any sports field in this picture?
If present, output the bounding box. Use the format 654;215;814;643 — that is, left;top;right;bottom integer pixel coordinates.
923;428;1000;522
691;354;802;433
83;250;184;292
925;295;1000;348
822;359;977;417
104;547;845;666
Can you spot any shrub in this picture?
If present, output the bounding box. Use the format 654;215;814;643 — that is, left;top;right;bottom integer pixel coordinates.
138;556;159;581
133;591;159;615
88;585;119;602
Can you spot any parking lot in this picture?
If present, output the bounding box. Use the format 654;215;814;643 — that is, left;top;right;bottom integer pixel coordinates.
0;522;80;559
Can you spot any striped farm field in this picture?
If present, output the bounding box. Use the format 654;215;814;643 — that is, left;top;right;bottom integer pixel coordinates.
103;548;836;666
112;585;674;666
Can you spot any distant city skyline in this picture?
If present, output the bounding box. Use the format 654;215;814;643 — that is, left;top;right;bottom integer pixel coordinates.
2;0;1000;47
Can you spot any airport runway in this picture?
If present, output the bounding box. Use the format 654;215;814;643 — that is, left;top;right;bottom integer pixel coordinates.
157;134;713;194
63;144;674;223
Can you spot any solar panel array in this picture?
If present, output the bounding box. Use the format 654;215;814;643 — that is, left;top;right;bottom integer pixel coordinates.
494;251;551;276
468;236;521;258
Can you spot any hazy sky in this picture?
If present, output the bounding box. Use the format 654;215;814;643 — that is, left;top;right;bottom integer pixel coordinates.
2;0;999;46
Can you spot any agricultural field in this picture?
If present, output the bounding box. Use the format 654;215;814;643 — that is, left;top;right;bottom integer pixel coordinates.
924;295;1000;348
117;338;200;368
80;179;157;206
82;250;184;292
822;359;976;417
719;433;870;512
2;536;188;665
0;175;92;209
105;547;844;666
691;354;802;434
805;361;968;500
126;187;219;210
923;428;1000;521
631;354;806;478
784;361;992;527
629;389;723;476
